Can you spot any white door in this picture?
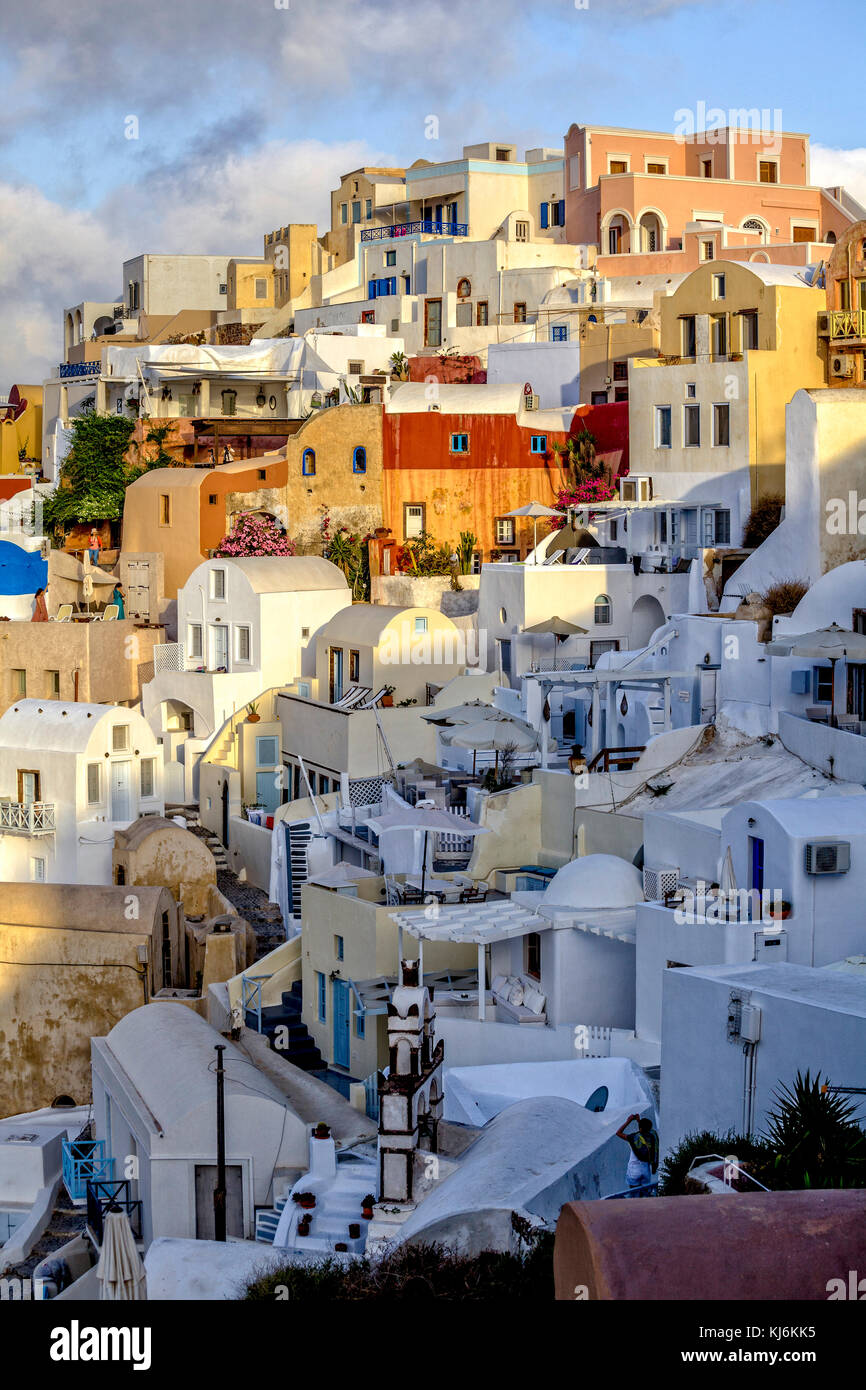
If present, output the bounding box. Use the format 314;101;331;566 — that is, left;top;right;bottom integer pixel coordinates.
210;624;229;671
110;761;131;821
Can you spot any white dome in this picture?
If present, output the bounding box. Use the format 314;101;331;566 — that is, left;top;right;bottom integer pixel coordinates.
542;854;644;910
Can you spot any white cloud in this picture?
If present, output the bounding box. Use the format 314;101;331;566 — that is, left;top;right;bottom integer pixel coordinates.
811;144;866;211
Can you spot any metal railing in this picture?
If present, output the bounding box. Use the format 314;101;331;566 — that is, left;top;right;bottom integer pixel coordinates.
58;361;101;379
360;220;468;242
62;1139;114;1204
0;801;56;835
242;974;271;1032
86;1179;143;1244
825;308;866;340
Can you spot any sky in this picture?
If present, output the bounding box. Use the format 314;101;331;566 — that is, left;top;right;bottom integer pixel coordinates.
1;0;865;388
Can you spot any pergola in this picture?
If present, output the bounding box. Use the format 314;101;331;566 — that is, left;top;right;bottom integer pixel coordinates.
522;667;700;762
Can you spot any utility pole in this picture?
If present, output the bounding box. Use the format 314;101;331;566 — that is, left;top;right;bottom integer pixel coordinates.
214;1044;226;1241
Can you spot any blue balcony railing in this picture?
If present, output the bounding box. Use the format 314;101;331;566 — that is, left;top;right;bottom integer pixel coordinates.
58;361;101;379
62;1139;114;1203
361;220;468;242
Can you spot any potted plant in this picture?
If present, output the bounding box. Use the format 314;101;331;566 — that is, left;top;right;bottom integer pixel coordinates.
348;1222;361;1239
297;1215;311;1237
334;1242;348;1252
380;685;396;708
293;1191;316;1210
361;1194;375;1220
313;1121;331;1140
768;899;792;920
246;701;261;723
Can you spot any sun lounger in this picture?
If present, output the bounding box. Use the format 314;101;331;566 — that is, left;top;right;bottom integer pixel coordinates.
53;604;73;622
357;687;390;709
98;604;119;622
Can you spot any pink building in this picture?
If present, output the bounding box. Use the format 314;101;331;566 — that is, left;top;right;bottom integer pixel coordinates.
564;123;861;278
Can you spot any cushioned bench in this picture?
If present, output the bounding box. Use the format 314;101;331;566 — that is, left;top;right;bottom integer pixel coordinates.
491;972;547;1025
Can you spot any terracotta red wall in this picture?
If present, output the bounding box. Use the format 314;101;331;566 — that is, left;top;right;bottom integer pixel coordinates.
573;400;629;476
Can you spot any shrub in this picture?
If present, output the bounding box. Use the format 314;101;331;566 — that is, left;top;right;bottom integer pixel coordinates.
215;513;296;557
742;494;784;549
761;579;808;616
243;1234;554;1301
659;1129;772;1196
762;1070;866;1190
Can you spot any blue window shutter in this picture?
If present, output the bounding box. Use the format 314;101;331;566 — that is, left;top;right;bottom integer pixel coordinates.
558;199;565;225
368;279;376;300
390;277;397;296
435;203;442;223
540;202;549;229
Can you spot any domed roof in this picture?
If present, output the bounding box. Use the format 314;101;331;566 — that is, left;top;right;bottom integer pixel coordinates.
542;854;644;910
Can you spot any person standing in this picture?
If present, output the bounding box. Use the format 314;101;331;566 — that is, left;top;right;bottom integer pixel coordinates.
111;582;126;619
87;528;102;566
616;1114;659;1197
31;586;49;622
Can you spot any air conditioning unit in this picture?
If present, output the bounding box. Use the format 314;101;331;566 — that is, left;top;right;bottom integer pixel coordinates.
643;865;679;901
524;394;539;410
830;353;855;379
804;840;850;875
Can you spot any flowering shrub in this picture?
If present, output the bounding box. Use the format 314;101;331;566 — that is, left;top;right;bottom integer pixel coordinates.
215;512;296;556
549;479;616;527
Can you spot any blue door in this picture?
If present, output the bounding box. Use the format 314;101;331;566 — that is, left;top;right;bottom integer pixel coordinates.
750;836;764;893
333;979;350;1069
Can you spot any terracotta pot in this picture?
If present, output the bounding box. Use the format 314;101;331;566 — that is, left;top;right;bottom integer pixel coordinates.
247;713;261;723
381;696;394;707
348;1223;361;1239
361;1206;374;1220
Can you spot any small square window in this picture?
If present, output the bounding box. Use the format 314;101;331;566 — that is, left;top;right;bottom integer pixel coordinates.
112;724;130;752
686;382;697;399
30;857;45;883
385;250;396;267
612;360;628;381
712;272;726;300
495;518;515;545
140;758;156;799
335;934;344;961
513;303;527;324
211;568;226;599
515;220;529;242
550;324;569;342
301;627;310;639
208;493;218;505
46;670;60;698
759;160;778;184
258;469;267;480
701;240;715;261
530;435;548;454
414;616;428;633
449;433;469;454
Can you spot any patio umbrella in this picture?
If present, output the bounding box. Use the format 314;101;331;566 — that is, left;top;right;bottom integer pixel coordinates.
521;615;588;671
449;714;540;777
765;624;866;727
96;1208;147;1301
419;700;499;725
367;804;490;896
503;501;562;563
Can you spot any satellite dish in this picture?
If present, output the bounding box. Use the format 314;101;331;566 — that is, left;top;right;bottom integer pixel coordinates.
584;1085;609;1113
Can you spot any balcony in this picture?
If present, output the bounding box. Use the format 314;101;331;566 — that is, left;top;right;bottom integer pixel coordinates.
360;219;468;242
58;361;101;379
0;801;56;835
819;309;866;341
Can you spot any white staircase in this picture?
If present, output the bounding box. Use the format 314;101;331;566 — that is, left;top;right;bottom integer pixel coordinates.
257;1137;377;1259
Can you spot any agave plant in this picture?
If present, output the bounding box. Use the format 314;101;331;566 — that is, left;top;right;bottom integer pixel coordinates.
552;428;602;490
761;1070;866;1190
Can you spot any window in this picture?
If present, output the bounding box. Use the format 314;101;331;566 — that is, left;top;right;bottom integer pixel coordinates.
714;509;731;544
302;448;316;477
30;857;45;883
348;360;364;376
340;203;348;224
140;758;156;799
404;503;425;539
349;650;360;683
365;198;372;219
385;250;396;267
712;273;726;300
188;624;203;660
368;276;397;299
46;670;60;698
612;360;629;383
496;147;511;162
550;200;565;227
591;390;609;405
591;638;619;664
713;402;730;447
758;160;778;184
495;518;515;545
685;383;697;400
593;594;612;625
701;240;715;261
683;403;701;447
813;666;833;703
710;313;727;357
361;309;375;324
256;736;279;766
352;446;366;474
701;157;713;178
236;626;251;662
19;769;41;803
550;324;569;341
258;470;267;482
513;303;527;324
254;278;267;299
680;316;696;357
743;218;765;239
211;568;226;599
740;309;759;350
515;220;529;242
569;154;581;189
450;433;469;454
208;493;218;505
87;763;101;805
792;225;814;244
221;389;237;416
456;302;473;327
301;626;310;639
476;301;489;326
112;724;130;752
414;616;428;633
159;494;171;526
654;405;672;448
352;201;361;223
335;934;344;961
609;158;628;174
646;160;667;175
530;435;548;454
317;971;326;1022
425;298;442;347
525;932;541;981
355;1010;365;1039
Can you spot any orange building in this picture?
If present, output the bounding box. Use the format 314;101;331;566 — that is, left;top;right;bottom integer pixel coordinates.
819;219;866;386
565;122;859;279
381;383;628;563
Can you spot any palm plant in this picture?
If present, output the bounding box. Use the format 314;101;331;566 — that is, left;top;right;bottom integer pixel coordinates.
761;1070;866;1189
389;351;409;380
552;428;602;490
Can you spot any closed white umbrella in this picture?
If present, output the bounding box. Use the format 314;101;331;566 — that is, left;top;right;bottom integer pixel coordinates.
366;804;490;896
450;714;540;777
97;1208;147;1301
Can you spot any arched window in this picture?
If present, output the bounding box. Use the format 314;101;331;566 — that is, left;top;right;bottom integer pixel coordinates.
742;218;767;244
352;446;367;474
594;594;612;625
302;448;316;477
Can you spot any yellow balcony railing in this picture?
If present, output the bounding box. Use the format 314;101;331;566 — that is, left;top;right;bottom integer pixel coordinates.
824;309;866;340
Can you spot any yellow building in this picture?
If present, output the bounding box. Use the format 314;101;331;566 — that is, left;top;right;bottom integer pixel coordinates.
263;223;332;308
225;258;275;312
629;259;826;512
1;385;43;476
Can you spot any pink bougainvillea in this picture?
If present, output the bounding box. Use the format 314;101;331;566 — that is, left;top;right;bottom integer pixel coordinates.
548;478;617;527
215;512;296;556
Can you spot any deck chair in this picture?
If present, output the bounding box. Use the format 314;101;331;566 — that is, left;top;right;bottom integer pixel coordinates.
568;548;591;566
53;604;73;622
358;687;389;709
335;686;371;710
333;686;362;708
98;604;119;622
542;549;562;565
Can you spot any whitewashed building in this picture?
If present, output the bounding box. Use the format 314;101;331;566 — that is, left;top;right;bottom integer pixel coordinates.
0;700;163;885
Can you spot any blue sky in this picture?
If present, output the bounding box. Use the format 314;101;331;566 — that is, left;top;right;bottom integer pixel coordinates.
1;0;863;384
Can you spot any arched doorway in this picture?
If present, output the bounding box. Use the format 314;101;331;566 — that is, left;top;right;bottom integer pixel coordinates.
638;211;663;254
631;594;666;649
